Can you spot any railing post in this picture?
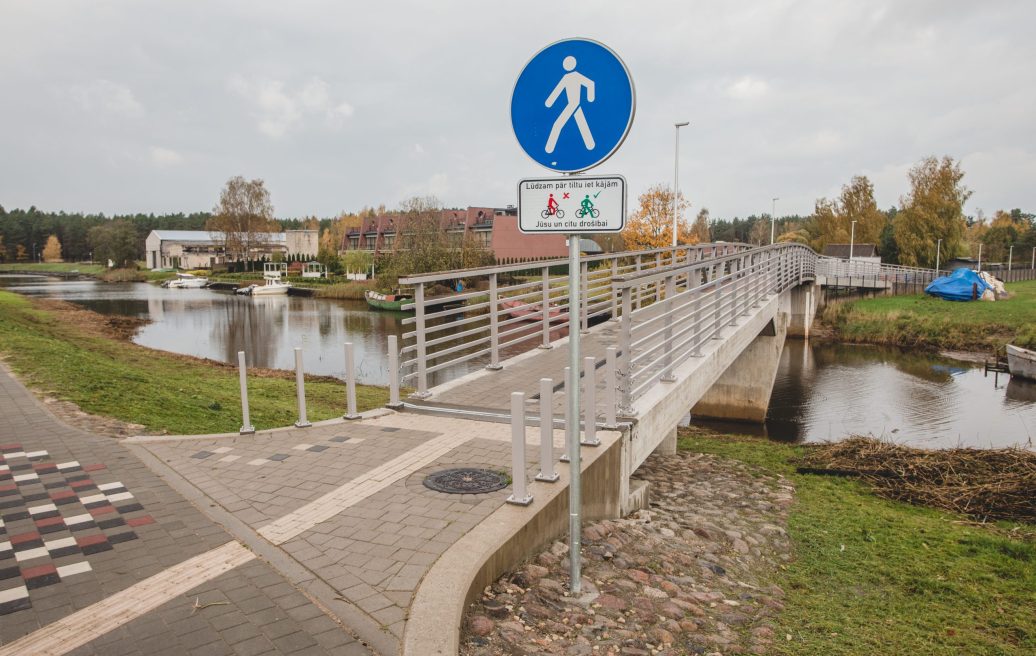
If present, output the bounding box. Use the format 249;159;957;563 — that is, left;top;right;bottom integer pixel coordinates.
539;266;553;349
580;260;590;334
610;258;619;320
293;347;311;428
414;282;430;397
729;267;739;326
712;279;722;340
487;273;502;370
661;273;676;381
604;347;618;428
238;351;255;435
343;342;359;420
560;366;572;463
506;392;533;506
634;255;643;309
581;356;599;446
618;289;634;415
535;378;559;482
387;335;402;408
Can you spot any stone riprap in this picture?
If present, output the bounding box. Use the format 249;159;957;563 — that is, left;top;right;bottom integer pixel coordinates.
460;450;795;656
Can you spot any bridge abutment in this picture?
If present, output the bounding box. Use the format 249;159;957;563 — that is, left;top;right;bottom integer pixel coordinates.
690;311;788;423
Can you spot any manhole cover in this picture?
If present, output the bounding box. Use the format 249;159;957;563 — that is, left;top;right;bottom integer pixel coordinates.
423;468;509;494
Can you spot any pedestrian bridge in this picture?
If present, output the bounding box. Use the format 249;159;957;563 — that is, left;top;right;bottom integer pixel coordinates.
391;243;943;654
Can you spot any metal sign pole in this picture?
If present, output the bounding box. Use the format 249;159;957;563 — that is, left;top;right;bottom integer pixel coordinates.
567;233;582;593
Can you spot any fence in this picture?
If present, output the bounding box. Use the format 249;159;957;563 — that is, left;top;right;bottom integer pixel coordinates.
816;257;1036;292
613;243;817;415
397;242;753;396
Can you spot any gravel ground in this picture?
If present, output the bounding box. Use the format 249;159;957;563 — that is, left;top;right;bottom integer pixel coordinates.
461;449;795;656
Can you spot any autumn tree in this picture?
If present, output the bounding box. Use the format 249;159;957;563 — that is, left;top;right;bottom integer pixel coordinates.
691;208;711;243
892;157;971;267
621;184;692;249
207;176;278;270
809;175;886;252
980;210;1026;263
41;234;62;262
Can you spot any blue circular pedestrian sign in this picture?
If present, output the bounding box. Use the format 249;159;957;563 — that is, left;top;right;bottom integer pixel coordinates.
510;38;635;173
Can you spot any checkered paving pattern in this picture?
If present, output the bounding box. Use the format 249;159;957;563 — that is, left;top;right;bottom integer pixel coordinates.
0;364;368;654
0;443;154;616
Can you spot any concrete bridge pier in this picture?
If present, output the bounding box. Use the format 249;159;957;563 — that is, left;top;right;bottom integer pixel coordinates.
690;311;789;423
787;281;819;339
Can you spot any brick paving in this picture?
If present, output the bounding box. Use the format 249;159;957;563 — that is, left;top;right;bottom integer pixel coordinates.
0;364;365;655
135;413;564;651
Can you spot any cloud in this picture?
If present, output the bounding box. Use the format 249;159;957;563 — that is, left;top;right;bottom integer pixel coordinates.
725;76;770;101
229;75;354;138
149;146;182;166
68;80;143;117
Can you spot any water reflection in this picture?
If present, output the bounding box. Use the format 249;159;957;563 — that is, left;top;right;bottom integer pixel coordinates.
5;275;1034;449
697;340;1036;450
0;275;473;385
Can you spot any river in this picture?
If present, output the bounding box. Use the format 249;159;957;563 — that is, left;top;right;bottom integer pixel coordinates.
4;274;1035;449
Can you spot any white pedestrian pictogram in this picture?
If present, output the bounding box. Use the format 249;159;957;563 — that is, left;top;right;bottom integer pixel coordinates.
544;55;595;154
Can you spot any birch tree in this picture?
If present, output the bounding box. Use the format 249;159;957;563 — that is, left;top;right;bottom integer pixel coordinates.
207;176;277;270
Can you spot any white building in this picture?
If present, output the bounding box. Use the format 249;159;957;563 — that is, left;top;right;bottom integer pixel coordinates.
145;230;318;270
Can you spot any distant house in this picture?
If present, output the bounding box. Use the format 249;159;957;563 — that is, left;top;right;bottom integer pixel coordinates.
821;243;879;261
341;206;570;261
145;230;318;270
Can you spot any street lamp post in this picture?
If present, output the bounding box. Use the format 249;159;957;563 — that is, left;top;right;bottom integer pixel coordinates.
770;197;779;245
672;121;689;247
1031;246;1035;270
849;220;857;262
1008;244;1014;271
935;239;942;273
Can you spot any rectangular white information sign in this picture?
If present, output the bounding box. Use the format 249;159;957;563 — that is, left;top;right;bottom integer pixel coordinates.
517;175;626;234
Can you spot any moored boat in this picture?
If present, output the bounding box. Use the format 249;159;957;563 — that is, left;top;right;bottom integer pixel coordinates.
365;290;413;311
1006;344;1036;381
162;273;209;289
236;278;291;296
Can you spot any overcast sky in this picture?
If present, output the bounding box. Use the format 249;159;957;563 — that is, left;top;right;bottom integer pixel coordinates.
2;1;1034;220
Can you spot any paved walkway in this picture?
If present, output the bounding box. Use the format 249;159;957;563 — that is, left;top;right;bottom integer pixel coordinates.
0;363;366;655
0;362;567;655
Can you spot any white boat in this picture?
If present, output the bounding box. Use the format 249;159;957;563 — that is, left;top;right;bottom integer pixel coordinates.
162;273;208;289
1006;344;1036;382
238;278;291;296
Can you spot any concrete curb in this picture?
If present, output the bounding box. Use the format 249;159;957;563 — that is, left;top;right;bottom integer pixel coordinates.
402;429;624;656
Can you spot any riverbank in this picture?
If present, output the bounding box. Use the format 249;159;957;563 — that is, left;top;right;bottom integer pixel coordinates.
821;279;1036;353
463;429;1036;655
0;289;390;435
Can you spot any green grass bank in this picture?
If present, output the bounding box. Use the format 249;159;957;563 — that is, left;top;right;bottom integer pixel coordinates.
0;290;389;435
679;429;1036;656
821;279;1036;352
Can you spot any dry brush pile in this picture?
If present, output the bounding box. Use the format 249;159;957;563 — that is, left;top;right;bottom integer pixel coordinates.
798;437;1036;523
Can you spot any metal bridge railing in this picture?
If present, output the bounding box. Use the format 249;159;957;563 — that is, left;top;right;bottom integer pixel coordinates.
397;242;753;396
613;244;817;415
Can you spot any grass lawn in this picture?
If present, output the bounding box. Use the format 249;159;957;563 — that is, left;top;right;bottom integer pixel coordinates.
679;429;1036;656
822;279;1036;351
0;262;106;275
0;290;389;435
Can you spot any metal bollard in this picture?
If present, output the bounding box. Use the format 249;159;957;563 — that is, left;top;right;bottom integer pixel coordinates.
535;378;559;482
604;347;617;428
238;351;255;435
343;342;359;420
560;366;571;462
506;392;533;505
387;335;402;408
293;347;311;428
581;356;599;446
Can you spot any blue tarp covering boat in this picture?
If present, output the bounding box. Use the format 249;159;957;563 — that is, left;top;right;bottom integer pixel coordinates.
924;268;989;301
